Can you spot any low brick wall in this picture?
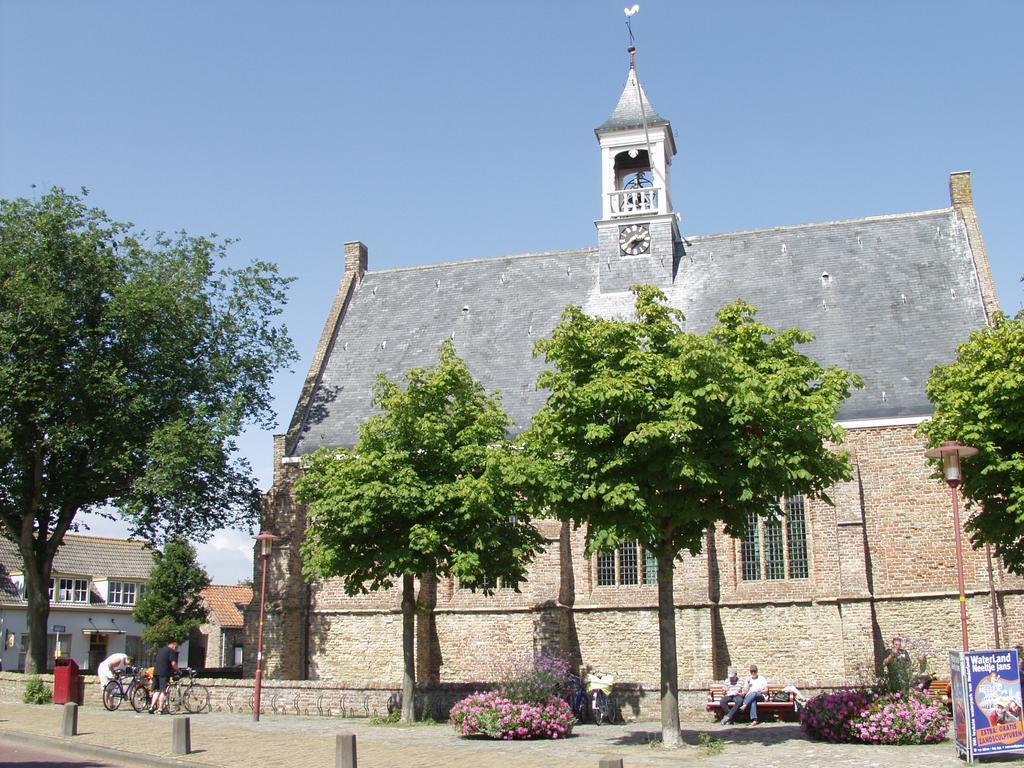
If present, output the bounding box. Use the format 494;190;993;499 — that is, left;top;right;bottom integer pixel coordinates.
0;671;838;721
0;671;104;707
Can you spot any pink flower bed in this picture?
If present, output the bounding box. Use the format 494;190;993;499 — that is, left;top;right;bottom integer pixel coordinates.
449;691;575;740
800;689;949;745
800;689;872;742
849;691;949;745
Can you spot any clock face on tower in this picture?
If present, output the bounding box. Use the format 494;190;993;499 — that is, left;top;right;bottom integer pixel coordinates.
618;223;651;256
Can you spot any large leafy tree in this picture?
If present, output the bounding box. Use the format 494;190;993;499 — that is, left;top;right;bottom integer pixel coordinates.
519;286;860;747
134;538;211;649
0;189;297;672
296;340;546;723
920;310;1024;572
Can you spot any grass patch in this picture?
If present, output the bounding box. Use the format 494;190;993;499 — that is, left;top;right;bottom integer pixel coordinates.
23;676;52;705
369;711;439;726
698;732;725;756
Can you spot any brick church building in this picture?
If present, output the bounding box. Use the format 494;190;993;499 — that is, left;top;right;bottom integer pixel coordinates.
247;60;1022;716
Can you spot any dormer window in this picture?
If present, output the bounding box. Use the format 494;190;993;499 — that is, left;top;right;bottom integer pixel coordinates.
109;581;138;606
57;577;89;603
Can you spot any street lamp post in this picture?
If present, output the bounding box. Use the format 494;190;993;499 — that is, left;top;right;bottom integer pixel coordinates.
252;530;278;722
924;440;978;652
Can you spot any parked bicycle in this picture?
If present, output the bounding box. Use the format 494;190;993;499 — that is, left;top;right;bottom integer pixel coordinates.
565;671;616;725
586;672;614;725
102;666;151;713
566;673;589;723
164;667;210;714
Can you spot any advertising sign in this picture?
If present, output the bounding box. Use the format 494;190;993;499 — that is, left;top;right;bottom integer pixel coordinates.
950;650;1024;762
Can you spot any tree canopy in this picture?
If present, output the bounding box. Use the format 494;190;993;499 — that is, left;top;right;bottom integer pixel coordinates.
518;285;861;746
134;538;211;649
296;339;545;721
0;188;297;671
920;310;1024;573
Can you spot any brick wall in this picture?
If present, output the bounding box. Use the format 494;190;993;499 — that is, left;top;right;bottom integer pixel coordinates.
256;422;1024;710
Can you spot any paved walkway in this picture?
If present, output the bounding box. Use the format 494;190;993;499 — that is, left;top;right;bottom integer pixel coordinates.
1;702;1022;768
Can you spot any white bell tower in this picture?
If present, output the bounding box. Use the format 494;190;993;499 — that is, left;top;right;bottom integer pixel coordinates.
594;45;680;289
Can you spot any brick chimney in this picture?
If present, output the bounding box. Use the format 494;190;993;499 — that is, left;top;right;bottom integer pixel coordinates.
948;171;1000;323
344;240;368;282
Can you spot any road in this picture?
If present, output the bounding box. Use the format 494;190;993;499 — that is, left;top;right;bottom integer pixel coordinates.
0;734;137;767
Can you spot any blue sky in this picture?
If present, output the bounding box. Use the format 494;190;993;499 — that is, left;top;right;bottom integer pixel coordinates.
3;1;1022;582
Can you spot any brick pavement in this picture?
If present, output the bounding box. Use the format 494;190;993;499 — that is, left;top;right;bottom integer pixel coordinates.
1;703;1022;768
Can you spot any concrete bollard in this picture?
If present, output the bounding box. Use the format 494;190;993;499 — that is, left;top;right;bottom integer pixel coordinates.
171;716;191;756
598;759;624;768
60;702;78;737
336;733;357;768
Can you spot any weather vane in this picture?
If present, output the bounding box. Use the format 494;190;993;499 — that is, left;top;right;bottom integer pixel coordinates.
624;4;640;55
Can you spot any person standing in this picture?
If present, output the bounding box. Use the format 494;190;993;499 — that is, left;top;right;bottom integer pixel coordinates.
97;652;132;687
149;641;179;714
883;637;911;670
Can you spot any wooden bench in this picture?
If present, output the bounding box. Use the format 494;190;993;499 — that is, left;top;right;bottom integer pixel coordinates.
706;684;797;721
925;678;951;707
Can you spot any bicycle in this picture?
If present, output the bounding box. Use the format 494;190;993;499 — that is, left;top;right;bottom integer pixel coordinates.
586;672;615;726
164;667;210;714
564;672;616;725
566;673;589;723
102;666;151;713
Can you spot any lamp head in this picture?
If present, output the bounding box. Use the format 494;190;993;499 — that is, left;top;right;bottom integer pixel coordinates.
255;531;278;558
923;441;979;487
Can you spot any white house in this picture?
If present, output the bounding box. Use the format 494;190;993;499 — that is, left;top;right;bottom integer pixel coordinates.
0;534;158;672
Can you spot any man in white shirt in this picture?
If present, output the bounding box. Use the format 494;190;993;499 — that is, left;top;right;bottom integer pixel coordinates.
97;652;132;687
723;664;769;725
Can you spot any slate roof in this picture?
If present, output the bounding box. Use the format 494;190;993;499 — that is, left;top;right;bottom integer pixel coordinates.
201;585;252;629
293;207;989;456
595;64;668;134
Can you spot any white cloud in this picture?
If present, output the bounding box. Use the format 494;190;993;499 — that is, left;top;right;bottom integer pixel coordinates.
195;530;256;585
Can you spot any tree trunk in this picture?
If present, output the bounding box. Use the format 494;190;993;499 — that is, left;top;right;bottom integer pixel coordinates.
657;552;681;748
400;573;416;723
21;547;53;674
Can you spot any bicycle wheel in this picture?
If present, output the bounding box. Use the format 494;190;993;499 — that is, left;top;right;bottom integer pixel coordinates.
129;682;151;713
183;683;210;714
102;681;123;711
591;691;608;726
165;684;182;714
571;690;588;723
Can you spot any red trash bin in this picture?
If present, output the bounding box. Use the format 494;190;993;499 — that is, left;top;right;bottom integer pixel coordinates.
53;658;81;704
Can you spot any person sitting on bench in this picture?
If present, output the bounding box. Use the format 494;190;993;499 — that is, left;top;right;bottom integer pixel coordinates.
723;665;769;725
718;668;744;720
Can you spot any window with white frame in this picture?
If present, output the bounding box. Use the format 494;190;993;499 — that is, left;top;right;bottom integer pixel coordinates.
596;541;658;587
108;581;138;605
57;577;89;603
741;495;810;581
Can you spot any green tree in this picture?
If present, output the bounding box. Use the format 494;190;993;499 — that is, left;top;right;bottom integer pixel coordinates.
920;310;1024;572
296;340;546;723
519;286;860;747
134;538;211;649
0;189;297;672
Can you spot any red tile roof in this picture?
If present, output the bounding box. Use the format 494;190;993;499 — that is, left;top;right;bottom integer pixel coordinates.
201;585;253;629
